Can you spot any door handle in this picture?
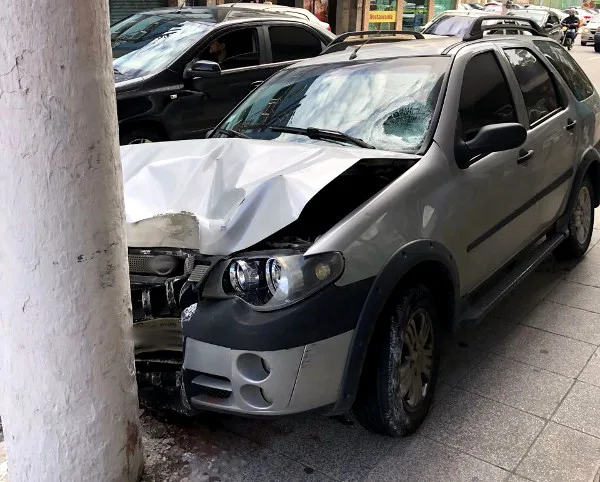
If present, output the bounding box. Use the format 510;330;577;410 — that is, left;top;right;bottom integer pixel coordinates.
566;118;577;131
517;149;534;164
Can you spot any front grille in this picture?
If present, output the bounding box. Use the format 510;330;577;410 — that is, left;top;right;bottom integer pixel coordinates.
195;385;232;399
129;254;154;274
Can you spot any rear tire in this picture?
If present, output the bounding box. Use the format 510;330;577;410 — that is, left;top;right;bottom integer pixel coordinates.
555;176;595;261
119;128;166;145
353;285;441;437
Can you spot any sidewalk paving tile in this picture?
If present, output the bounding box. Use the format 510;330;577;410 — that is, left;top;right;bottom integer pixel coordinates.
553;381;600;438
228;451;335;482
363;434;508;482
546;280;600;314
459;354;573;418
492;325;595;378
220;414;397;481
453;316;518;352
579;347;600;387
439;339;485;386
565;245;600;288
521;300;600;345
516;422;600;482
420;389;545;470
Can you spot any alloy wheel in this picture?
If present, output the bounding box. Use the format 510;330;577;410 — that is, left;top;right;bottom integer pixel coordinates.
398;309;434;409
571;185;592;245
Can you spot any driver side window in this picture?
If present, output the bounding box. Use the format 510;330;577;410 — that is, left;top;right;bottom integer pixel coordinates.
458;51;518;142
199;28;260;71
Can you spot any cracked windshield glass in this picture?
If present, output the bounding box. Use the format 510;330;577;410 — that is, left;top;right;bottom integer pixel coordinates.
217;57;448;152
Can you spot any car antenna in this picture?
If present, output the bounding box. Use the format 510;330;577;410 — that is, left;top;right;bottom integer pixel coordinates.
349;29;382;60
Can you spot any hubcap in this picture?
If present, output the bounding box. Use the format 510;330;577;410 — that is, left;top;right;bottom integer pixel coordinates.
570;185;592;245
398;309;434;408
128;138;153;144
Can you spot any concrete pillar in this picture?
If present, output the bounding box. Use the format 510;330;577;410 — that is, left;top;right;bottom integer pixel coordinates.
0;1;143;481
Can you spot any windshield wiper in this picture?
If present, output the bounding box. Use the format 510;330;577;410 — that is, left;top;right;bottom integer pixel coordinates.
270;126;375;149
212;128;250;139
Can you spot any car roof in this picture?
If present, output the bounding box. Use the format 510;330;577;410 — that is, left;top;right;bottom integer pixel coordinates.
117;6;320;26
294;32;556;69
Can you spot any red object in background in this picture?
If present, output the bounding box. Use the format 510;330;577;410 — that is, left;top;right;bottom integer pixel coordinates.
303;0;328;23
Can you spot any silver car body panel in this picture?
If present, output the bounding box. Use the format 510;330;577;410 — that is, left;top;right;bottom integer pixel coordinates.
581;21;600;42
121;139;411;256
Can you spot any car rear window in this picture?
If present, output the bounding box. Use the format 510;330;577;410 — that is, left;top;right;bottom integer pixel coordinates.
533;40;595;101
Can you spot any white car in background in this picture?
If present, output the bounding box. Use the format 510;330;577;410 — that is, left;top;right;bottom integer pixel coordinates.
580;13;600;45
220;3;332;31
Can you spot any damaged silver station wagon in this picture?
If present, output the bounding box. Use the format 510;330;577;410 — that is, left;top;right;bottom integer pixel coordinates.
123;22;600;436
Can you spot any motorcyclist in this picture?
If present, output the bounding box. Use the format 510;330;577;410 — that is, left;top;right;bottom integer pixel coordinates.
561;9;580;43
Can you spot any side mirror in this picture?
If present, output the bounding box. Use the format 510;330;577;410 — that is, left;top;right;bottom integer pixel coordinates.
183;60;221;79
458;123;527;168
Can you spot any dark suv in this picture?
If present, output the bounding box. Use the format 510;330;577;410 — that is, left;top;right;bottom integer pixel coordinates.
112;6;335;144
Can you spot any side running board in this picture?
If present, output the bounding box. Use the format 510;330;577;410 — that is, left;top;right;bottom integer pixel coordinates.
458;232;567;328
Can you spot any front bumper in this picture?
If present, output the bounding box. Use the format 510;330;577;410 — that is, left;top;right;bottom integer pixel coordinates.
183;330;354;415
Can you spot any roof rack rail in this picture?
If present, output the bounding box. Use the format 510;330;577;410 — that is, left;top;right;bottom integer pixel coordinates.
322;30;424;54
463;15;546;40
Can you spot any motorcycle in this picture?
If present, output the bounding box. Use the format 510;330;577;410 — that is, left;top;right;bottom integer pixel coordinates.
561;25;578;50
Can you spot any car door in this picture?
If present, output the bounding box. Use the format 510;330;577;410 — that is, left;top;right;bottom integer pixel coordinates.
437;47;542;293
501;46;575;229
545;13;563;41
259;23;331;80
169;25;269;139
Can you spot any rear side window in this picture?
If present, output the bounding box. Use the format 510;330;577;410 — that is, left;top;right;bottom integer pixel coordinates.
458;51;517;141
504;48;560;125
534;40;594;101
268;26;323;63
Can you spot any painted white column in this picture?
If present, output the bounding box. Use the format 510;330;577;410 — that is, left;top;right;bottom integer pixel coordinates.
0;1;143;480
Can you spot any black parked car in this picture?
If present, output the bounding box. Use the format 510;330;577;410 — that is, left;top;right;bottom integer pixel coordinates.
112;6;336;144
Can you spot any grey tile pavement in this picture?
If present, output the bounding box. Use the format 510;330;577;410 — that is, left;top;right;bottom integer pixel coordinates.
459;354;573;418
492;325;596;378
516;422;600;482
579;347;600;387
522;300;600;345
553;381;600;439
546;279;600;314
364;434;509;481
420;389;545;470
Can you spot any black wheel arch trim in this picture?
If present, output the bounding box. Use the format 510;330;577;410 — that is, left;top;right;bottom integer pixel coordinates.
329;239;459;415
556;147;600;232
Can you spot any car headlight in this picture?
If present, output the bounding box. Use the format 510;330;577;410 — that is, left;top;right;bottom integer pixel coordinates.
224;252;344;311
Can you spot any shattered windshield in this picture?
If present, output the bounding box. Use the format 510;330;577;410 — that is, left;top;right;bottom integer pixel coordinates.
215;57;449;152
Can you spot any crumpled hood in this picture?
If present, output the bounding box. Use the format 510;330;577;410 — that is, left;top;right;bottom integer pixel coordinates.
121;138;407;255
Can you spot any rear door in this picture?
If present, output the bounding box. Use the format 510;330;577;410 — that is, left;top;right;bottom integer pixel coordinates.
260;23;330;80
500;45;576;229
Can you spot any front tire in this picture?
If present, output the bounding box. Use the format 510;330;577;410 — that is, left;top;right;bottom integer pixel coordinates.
555;176;595;261
595;42;600;52
353;285;441;437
